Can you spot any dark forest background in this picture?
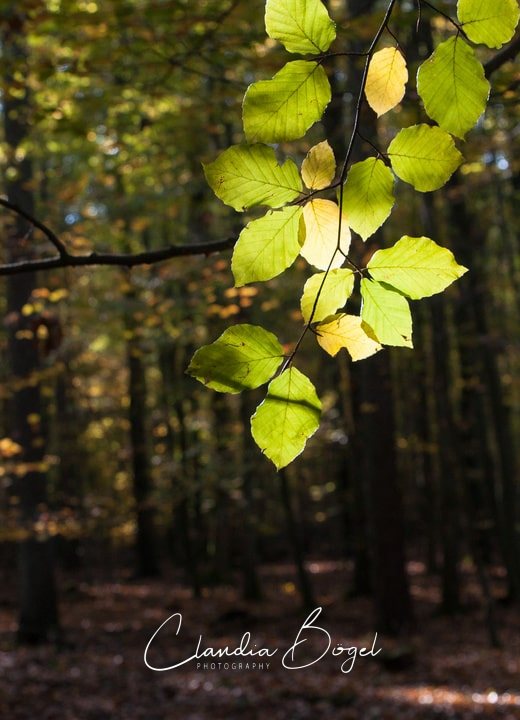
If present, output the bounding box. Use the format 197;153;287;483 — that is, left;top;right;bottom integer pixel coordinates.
0;1;519;718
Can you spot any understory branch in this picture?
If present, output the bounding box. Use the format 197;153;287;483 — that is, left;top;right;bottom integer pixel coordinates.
0;197;236;276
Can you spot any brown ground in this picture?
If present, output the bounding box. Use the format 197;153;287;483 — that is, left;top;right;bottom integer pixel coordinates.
0;560;519;719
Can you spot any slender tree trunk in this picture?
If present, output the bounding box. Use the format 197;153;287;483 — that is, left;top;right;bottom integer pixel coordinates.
360;353;414;634
55;365;83;571
125;303;160;577
2;13;59;643
421;195;462;613
336;355;372;595
416;306;441;574
159;341;203;593
279;469;315;609
212;395;232;584
339;0;413;632
239;395;262;601
176;395;201;597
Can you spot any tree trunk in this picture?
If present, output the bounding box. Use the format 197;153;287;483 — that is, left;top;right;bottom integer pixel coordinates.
279;469;315;609
444;177;520;600
239;395;262;601
2;12;59;643
340;0;413;632
125;310;160;577
360;352;414;635
55;365;83;571
421;195;462;613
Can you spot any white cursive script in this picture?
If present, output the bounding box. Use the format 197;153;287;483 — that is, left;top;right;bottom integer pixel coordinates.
144;607;381;674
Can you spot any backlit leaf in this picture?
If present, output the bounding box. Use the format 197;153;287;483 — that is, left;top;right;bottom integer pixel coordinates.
300;268;355;322
203;143;302;211
300;199;351;270
387;124;463;192
361;278;413;348
243;60;331;143
265;0;336;54
301;140;336;190
365;47;408;116
417;37;490;139
458;0;520;48
187;325;284;394
367;235;468;299
251;367;321;469
343;157;394;240
232;206;304;287
316;314;382;361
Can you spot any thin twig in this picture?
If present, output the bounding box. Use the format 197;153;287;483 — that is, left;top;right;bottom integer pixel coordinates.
0;197;68;257
320;51;369;59
385;24;402;49
419;0;469;40
416;0;422;33
280;0;398;373
356;130;385;158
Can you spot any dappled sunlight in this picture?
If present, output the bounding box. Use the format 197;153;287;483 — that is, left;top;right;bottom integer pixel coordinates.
375;684;520;712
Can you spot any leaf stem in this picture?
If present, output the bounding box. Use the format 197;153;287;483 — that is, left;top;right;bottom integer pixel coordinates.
419;0;469;41
280;0;398;374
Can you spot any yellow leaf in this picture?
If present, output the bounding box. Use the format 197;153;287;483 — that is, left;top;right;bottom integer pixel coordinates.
300;199;351;271
365;47;408;117
0;438;23;458
301;140;336;190
49;288;69;302
316;313;382;361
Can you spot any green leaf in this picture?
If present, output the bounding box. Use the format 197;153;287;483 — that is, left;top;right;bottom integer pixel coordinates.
251;367;321;469
387;124;463;192
265;0;336;54
232;206;304;287
343;157;394;240
367;235;468;299
243;60;331;144
187;324;284;394
458;0;520;49
300;269;355;322
361;278;413;348
203;143;302;211
417;37;490;139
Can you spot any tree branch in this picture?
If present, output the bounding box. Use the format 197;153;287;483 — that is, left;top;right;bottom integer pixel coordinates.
0;198;236;275
0;238;237;276
485;33;520;78
0;197;68;257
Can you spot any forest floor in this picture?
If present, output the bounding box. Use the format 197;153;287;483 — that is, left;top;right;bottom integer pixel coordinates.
0;558;519;720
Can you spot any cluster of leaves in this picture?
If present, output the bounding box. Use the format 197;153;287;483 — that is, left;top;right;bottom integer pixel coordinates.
188;0;520;469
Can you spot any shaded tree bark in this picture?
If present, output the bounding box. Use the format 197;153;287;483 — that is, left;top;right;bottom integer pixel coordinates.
2;11;59;643
360;352;414;634
239;395;262;601
420;195;462;613
279;469;316;609
125;294;160;578
445;177;520;600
